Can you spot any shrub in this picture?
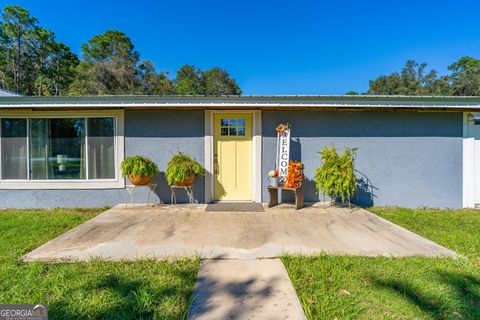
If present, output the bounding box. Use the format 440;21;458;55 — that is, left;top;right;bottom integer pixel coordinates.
165;152;205;185
314;146;357;206
121;156;160;177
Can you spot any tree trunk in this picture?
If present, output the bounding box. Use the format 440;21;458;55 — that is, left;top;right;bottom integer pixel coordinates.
16;33;21;93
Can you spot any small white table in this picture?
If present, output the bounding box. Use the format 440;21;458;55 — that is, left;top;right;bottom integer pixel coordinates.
170;185;194;204
125;183;160;208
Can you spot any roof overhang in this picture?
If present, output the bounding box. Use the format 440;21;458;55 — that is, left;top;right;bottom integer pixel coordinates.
1;95;480;112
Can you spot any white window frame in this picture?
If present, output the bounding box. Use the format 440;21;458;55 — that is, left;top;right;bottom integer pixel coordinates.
0;110;125;189
463;112;478;208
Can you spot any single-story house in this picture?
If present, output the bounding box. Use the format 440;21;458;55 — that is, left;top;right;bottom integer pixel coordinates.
0;95;479;209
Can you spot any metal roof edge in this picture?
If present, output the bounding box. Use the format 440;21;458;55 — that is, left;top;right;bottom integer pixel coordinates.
1;95;480;108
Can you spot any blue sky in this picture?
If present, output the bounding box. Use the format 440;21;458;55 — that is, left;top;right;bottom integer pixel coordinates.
4;0;480;94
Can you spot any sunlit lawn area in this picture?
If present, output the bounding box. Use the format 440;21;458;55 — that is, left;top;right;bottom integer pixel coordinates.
283;207;480;320
2;207;479;319
0;208;199;320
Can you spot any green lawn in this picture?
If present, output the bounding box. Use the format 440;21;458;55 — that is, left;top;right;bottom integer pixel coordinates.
283;207;480;320
0;208;199;320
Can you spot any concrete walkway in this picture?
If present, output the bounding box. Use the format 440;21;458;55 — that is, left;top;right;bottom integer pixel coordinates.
187;259;306;320
23;203;457;262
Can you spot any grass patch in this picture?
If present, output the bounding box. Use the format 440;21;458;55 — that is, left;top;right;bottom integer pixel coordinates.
370;207;480;259
283;207;480;320
0;208;199;319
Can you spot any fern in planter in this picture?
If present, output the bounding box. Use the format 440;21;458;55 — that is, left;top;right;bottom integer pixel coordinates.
165;152;205;185
121;156;160;177
314;146;357;206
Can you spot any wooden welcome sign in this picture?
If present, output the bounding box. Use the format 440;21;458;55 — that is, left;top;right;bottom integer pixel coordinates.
275;124;291;181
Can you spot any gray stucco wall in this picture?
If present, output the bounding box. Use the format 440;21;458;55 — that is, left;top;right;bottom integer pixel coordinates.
262;111;463;208
0;110;205;208
0;109;464;208
124;110;205;204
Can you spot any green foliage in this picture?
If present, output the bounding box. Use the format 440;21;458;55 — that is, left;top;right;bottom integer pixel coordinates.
69;36;241;96
120;155;159;178
175;64;241;96
137;60;175;95
367;57;480;96
201;67;242;96
70;30;140;95
175;64;203;95
368;60;452;96
448;56;480;79
45;42;79;95
165;152;205;185
448;56;480;96
81;30;137;63
314;146;357;205
0;5;242;96
0;5;79;95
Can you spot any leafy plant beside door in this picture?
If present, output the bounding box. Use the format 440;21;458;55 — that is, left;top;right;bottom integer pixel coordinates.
314;146;358;207
166;152;206;186
121;155;160;185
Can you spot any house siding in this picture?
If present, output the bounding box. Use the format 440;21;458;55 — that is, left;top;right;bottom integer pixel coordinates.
262;111;464;208
124;110;205;204
0;110;205;208
0;109;464;209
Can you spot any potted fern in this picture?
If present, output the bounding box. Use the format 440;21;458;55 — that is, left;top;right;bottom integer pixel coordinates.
166;152;205;186
314;146;357;207
121;156;160;186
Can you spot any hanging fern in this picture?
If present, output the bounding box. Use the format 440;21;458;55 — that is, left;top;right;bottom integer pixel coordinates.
314;146;358;206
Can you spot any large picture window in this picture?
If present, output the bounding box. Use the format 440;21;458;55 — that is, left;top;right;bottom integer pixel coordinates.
1;118;28;180
30;118;86;180
0;116;116;181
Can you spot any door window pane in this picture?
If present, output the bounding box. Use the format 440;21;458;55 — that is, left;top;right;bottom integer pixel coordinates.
217;117;248;136
88;117;115;179
1;119;28;179
30;118;85;180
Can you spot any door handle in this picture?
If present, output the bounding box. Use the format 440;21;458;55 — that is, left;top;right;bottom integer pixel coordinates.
214;154;219;174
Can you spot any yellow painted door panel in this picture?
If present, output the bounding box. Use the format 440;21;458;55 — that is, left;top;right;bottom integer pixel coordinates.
214;113;252;201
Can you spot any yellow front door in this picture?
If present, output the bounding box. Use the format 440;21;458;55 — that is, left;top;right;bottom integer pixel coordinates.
214;113;252;201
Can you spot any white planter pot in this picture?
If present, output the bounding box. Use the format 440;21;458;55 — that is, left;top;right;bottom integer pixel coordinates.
269;176;279;187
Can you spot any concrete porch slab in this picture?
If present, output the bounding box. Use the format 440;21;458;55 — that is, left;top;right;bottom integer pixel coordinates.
23;203;457;262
